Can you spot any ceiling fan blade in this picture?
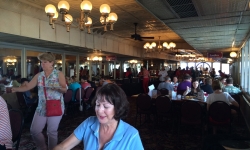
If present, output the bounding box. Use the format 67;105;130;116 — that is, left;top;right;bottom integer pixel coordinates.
140;37;154;39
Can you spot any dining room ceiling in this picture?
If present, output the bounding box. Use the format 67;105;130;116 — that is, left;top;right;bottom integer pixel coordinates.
1;0;250;58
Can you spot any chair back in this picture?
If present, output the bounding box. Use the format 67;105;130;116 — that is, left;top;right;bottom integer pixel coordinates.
64;89;73;103
123;78;130;84
209;101;231;123
75;88;85;102
159;88;169;95
84;87;94;101
181;101;202;124
230;94;240;105
136;93;152;111
155;95;171;115
16;92;26;108
9;109;24;150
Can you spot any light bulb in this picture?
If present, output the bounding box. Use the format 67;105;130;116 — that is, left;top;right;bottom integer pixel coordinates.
80;0;92;11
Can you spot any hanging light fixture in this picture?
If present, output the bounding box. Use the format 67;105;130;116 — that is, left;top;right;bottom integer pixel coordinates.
230;51;237;58
143;37;176;53
45;0;118;33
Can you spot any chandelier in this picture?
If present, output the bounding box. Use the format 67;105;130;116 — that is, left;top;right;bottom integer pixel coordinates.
143;37;176;53
87;56;103;61
45;0;118;33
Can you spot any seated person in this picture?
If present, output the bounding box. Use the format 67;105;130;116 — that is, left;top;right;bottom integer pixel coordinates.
0;96;13;149
157;76;174;91
183;79;203;97
206;80;239;111
11;75;21;87
220;77;227;86
68;76;81;101
201;78;213;94
224;78;241;94
80;75;91;90
171;76;179;87
53;84;143;149
28;73;33;81
199;77;206;87
177;74;192;95
99;76;112;87
20;78;37;105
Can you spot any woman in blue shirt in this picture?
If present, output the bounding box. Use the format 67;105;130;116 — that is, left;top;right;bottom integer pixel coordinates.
54;83;144;150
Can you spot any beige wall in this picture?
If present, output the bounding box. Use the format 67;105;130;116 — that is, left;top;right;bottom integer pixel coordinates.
0;0;144;58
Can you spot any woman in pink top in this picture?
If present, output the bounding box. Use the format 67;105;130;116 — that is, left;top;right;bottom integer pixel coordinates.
142;66;150;93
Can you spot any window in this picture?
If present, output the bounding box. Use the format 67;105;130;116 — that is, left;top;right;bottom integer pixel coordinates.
213;62;220;75
221;63;229;74
188;62;195;68
180;62;187;70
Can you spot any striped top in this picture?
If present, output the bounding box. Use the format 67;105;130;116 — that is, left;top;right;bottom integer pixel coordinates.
0;96;13;149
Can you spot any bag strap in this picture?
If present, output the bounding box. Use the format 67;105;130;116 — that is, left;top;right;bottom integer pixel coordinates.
43;76;47;100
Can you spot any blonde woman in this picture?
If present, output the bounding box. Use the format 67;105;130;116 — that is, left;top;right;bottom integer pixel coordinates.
12;52;67;150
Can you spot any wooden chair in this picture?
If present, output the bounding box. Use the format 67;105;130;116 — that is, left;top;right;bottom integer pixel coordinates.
208;101;231;134
9;109;24;150
179;101;204;138
63;89;73;115
159;88;169;95
135;93;154;126
155;95;173;129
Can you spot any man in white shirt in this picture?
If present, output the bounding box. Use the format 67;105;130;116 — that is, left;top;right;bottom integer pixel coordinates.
158;66;168;82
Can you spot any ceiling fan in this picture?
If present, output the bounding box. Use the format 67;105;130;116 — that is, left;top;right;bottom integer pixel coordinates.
131;23;154;41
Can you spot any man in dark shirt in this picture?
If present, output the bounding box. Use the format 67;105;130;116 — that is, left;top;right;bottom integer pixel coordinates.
177;74;192;95
201;78;213;94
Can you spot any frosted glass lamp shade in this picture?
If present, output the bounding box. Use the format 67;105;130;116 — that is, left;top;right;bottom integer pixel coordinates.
100;4;110;14
80;0;92;11
58;1;70;10
65;14;73;22
45;4;56;13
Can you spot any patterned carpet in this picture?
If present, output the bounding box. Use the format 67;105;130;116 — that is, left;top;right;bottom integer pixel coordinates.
18;96;250;150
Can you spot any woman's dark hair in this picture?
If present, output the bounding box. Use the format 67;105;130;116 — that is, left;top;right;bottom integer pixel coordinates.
91;83;129;120
191;79;200;90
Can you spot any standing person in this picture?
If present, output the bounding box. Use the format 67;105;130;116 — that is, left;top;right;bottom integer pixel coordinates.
158;66;168;82
12;52;67;150
142;66;150;94
125;67;132;79
0;96;13;150
53;83;144;150
210;68;216;78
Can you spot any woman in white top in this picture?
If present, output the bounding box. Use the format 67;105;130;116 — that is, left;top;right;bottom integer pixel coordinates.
171;76;179;87
206;80;239;111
